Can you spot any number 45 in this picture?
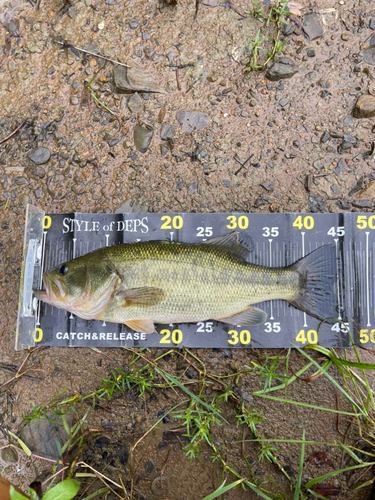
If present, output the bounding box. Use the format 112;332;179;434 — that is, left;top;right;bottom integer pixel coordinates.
327;226;345;237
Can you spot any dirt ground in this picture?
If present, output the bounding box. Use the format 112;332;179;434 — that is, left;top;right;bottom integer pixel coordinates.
0;0;375;498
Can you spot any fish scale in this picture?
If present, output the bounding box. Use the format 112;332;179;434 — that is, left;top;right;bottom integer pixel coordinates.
105;241;299;324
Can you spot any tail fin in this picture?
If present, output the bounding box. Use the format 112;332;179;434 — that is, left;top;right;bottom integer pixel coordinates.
290;245;339;322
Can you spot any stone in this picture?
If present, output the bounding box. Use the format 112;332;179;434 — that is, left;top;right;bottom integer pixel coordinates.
118;447;129;466
370;19;375;30
114;64;166;93
279;98;289;107
133;125;154;153
303;12;323;41
160;144;170;156
70;96;79;105
129;20;139;29
352;200;373;209
307;49;315;57
282;24;294;35
321;131;330;143
356;181;375;199
320;90;331;98
160;123;175;140
19;194;30;206
127;93;144;114
334;159;346;175
337;200;351;210
363;48;375;66
27;147;51;165
1;447;18;463
265;62;298;81
329;203;340;213
338;141;353;153
176;111;208;132
353;95;375;118
20;414;72;460
317;79;331;89
144;458;155;474
201;0;218;6
261;182;275;192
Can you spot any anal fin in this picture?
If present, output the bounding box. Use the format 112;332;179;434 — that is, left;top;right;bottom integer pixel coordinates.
124;319;156;334
217;306;267;326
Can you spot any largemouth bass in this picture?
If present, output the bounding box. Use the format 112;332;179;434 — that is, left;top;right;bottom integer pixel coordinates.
34;233;338;333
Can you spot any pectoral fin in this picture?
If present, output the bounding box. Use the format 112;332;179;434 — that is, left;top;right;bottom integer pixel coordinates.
217;306;267;325
116;286;165;306
124;319;156;334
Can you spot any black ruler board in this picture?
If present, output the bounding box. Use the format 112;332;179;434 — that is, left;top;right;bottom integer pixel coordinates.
16;206;375;350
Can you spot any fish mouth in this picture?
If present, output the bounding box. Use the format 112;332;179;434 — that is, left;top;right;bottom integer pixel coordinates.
34;274;67;304
52;278;67;299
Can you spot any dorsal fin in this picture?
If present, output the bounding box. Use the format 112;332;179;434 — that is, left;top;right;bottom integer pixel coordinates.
201;231;253;260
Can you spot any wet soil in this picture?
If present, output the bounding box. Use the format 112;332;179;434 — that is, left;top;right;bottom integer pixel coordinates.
0;0;375;498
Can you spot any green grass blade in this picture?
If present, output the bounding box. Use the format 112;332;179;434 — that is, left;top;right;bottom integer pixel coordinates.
307;490;331;500
82;487;110;499
294;346;365;416
305;462;375;490
294;429;305;500
253;394;358;416
200;478;245;500
336;441;363;463
7;431;32;456
242;479;274;500
252;361;314;395
333;359;375;370
155;368;228;423
352;477;375;490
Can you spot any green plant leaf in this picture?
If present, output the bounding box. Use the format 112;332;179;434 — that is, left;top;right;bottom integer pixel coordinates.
253;393;357;416
42;479;80;500
7;431;32;456
200;478;245;500
294;346;365;416
82;487;110;499
305;462;375;490
294;429;305;500
9;486;29;500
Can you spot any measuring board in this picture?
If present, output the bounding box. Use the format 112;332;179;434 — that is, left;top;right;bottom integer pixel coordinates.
16;205;375;350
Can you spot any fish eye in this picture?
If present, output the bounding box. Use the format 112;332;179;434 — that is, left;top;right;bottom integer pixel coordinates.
59;264;69;275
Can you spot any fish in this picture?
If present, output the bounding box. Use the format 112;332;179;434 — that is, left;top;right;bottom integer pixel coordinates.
34;232;338;333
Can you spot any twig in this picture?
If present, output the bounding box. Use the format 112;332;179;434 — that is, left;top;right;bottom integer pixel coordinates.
0;364;41;381
226;0;247;18
54;40;129;68
0;121;26;144
194;0;199;21
186;76;202;94
234;153;253;175
176;60;181;91
0;33;18;70
41;466;69;486
0;347;42;389
85;73;127;131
